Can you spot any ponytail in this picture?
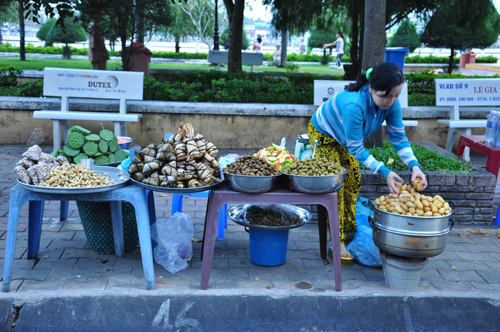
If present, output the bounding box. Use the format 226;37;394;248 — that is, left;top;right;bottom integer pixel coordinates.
344;62;404;93
337;31;344;40
345;73;368;92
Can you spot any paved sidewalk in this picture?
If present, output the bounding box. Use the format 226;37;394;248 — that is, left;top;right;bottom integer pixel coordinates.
0;145;500;329
0;145;498;291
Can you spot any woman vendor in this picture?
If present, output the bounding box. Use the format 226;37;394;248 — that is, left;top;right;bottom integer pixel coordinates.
308;62;428;260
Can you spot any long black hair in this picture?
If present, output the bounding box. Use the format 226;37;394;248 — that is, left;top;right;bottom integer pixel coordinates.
337;31;344;39
345;62;404;95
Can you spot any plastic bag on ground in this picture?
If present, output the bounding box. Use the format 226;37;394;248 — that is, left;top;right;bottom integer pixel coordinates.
356;196;374;218
346;214;382;268
150;212;194;273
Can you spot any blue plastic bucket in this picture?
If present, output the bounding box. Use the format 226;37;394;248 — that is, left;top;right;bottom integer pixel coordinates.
249;228;289;266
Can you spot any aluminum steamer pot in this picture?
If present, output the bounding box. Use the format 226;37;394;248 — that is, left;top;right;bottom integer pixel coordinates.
369;201;455;258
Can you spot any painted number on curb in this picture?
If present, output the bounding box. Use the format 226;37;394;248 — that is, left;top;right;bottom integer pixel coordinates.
152;299;201;330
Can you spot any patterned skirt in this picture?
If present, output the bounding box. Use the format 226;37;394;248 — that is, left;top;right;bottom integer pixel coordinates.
308;120;361;241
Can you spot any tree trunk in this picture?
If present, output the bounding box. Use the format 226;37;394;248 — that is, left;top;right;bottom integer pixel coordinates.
175;35;180;53
121;33;131;71
89;17;109;70
349;3;359;78
361;0;386;71
0;29;3;46
447;48;455;74
362;0;386;149
18;0;25;61
357;2;365;77
279;29;288;67
224;0;245;73
135;1;145;44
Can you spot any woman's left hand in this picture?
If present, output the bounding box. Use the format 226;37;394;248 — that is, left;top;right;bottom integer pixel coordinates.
411;166;427;191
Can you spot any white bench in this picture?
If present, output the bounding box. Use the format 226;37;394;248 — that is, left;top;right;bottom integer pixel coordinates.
33;67;144;150
435;78;500;161
208;50;263;72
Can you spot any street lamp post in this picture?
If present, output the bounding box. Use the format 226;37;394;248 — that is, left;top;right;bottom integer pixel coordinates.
213;0;220;50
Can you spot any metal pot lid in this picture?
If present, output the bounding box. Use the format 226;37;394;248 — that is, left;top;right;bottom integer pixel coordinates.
374;222;451;237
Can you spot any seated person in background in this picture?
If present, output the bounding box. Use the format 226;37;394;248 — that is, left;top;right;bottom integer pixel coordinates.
273;45;281;64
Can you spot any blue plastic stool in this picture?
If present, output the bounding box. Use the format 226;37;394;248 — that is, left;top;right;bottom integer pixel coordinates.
495;205;500;227
172;191;227;241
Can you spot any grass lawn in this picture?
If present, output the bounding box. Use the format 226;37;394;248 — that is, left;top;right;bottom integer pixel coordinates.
0;56;344;76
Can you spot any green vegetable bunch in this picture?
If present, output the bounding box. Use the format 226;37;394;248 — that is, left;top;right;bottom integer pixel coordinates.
363;141;475;173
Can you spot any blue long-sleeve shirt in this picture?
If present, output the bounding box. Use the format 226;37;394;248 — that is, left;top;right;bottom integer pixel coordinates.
311;84;421;178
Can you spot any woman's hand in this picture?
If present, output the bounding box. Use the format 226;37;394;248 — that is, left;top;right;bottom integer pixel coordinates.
411;165;427;191
322;43;329;50
386;171;404;194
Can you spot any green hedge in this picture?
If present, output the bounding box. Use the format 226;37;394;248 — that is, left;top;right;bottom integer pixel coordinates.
2;65;500;106
405;54;498;64
6;44;498;64
145;71;342;104
0;43;208;59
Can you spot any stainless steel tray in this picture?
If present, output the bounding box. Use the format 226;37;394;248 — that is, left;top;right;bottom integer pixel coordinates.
98;161;121;167
18;166;130;194
226;204;312;230
130;177;221;193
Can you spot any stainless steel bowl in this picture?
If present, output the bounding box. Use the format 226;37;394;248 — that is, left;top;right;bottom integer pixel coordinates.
227;204;312;230
283;169;349;194
117;136;134;149
223;171;281;193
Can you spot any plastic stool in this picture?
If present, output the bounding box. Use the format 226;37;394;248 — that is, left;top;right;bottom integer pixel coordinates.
172;191;227;241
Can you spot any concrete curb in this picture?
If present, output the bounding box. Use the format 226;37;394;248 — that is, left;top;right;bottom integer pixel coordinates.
1;290;499;331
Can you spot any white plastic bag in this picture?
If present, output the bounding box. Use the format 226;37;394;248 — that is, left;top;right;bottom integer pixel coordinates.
26;128;45;146
218;154;240;169
150;212;194;273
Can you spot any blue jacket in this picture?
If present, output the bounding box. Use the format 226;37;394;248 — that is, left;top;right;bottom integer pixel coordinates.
311;84;421;178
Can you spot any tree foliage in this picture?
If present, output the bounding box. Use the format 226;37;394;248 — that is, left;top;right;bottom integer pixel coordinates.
159;3;195;53
421;0;500;73
24;0;176;70
47;15;87;58
387;20;421;53
220;26;249;50
36;17;57;43
176;0;225;48
0;0;18;46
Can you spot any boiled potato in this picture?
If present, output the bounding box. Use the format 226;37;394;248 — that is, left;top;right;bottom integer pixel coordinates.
374;182;452;217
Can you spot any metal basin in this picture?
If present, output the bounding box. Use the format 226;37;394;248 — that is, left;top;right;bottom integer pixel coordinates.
283;169;349;194
223;171;280;193
226;204;312;230
117;136;134;149
370;201;454;258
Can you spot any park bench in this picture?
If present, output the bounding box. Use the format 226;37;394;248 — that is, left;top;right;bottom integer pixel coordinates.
33;67;144;150
435;78;498;160
208;50;263;72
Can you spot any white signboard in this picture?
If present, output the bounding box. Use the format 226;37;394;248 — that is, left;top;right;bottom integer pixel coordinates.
314;80;408;108
435;78;500;106
314;80;352;106
43;67;144;100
